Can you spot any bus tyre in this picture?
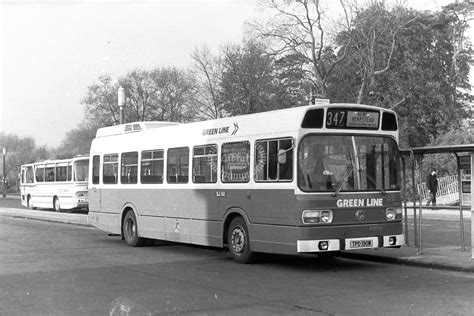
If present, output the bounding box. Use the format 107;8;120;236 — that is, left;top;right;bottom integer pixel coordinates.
228;217;254;264
123;211;146;247
53;197;61;212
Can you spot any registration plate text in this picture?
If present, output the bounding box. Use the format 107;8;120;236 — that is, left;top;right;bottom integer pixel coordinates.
350;240;373;248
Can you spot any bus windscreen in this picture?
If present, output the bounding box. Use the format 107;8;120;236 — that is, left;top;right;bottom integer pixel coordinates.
74;160;89;182
298;135;399;193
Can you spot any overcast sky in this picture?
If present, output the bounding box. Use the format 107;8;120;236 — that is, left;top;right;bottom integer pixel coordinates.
0;0;469;147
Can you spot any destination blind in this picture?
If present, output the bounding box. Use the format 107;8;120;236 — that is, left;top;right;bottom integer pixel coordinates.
326;108;380;130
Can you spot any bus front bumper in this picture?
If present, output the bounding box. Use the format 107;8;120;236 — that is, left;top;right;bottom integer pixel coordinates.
73;198;88;208
297;234;405;252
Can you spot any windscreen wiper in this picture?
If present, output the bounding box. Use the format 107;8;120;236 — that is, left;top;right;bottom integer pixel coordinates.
332;166;353;197
364;172;387;195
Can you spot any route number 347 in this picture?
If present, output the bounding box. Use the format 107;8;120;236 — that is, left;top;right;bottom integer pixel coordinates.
326;110;346;127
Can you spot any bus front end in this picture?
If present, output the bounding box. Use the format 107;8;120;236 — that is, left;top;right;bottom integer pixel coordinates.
296;132;404;254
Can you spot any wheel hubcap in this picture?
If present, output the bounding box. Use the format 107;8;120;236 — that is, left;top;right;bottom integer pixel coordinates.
231;226;245;253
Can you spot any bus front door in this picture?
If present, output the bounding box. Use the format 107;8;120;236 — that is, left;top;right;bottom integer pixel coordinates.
89;155;101;213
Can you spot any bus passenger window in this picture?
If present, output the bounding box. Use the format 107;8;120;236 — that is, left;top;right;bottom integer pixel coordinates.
221;141;250;183
67;164;72;182
141;150;164;184
103;154;118;184
56;165;67;182
35;166;44;182
193;144;217;183
255;138;293;182
26;166;34;183
121;152;138;184
92;155;100;184
167;147;189;184
45;165;55;182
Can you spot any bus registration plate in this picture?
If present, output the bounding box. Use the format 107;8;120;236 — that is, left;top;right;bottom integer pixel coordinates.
346;237;377;250
350;240;372;248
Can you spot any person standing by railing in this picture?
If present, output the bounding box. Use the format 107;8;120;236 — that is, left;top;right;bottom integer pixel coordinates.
426;168;438;206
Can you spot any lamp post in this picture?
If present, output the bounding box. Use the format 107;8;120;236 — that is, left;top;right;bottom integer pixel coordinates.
118;86;125;124
2;147;6;198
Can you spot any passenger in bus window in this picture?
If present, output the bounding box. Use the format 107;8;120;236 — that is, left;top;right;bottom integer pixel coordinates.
278;148;292;180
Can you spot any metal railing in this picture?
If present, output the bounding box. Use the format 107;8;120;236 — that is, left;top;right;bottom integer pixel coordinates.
416;175;458;204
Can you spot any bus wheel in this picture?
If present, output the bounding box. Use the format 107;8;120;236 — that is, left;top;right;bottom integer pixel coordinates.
228;217;254;264
123;211;146;247
53;197;61;212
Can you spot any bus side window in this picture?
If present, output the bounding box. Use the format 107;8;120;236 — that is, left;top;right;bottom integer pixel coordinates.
67;163;72;182
26;166;34;183
103;154;118;184
141;150;164;184
255;138;293;182
35;165;44;182
167;147;189;184
56;165;67;182
221;141;250;183
121;152;138;184
45;165;55;182
92;155;100;184
192;144;217;183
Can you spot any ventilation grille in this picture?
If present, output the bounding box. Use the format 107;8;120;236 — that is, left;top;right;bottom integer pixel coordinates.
124;124;142;133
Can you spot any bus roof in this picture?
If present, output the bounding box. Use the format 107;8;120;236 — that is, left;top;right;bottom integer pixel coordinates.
24;156;89;167
91;103;398;152
95;121;181;138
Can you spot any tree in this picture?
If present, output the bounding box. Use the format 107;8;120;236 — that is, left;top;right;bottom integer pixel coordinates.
441;1;474;104
0;133;50;190
389;6;471;147
334;2;416;105
250;0;353;98
144;67;195;122
54;124;97;159
330;3;472;147
82;75;120;127
190;46;226;120
422;127;474;178
82;67;195;128
220;41;278;115
220;39;306;115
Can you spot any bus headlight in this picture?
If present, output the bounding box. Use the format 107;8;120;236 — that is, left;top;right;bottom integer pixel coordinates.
320;211;332;223
386;208;402;221
302;210;333;224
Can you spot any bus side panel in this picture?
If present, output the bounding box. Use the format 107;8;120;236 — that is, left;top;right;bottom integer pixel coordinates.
139;216;166;240
250;189;298;226
188;219;221;247
250;223;298;255
103;188;220;246
100;187;118;214
89;212;121;235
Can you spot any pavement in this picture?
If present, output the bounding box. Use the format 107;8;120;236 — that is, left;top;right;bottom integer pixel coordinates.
1;195;473;272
